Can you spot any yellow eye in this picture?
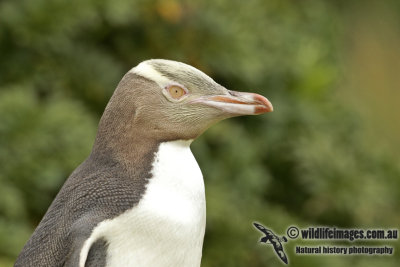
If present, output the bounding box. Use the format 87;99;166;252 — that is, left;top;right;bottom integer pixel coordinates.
168;85;186;99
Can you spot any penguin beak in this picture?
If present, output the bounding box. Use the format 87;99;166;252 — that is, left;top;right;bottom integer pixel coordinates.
191;90;273;115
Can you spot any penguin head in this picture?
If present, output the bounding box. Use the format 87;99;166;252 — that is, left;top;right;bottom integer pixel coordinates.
100;59;273;142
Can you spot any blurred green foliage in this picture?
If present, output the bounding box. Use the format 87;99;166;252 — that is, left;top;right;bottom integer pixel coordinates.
0;0;399;266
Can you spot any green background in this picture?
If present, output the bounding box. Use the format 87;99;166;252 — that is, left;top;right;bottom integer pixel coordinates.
0;0;399;266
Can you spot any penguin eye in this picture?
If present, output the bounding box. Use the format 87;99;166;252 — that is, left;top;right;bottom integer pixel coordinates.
167;85;186;99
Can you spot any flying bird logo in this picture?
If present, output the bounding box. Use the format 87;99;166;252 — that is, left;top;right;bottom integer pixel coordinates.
253;222;289;264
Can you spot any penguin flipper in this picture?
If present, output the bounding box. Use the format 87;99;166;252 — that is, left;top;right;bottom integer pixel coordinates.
62;215;103;267
84;238;109;267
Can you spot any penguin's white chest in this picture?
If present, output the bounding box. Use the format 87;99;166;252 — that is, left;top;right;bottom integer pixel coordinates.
82;140;206;267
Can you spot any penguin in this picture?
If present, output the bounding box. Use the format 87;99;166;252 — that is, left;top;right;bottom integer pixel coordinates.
15;59;273;267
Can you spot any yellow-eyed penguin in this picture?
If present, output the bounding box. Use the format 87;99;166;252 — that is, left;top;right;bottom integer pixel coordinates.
15;59;273;267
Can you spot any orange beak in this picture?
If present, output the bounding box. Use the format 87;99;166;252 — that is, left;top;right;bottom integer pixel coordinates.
191;90;273;115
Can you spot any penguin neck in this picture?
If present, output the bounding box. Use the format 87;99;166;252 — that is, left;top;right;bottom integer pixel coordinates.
90;118;193;168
